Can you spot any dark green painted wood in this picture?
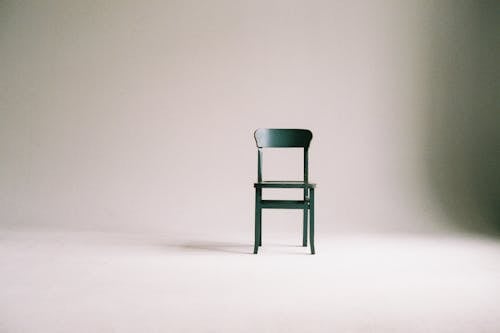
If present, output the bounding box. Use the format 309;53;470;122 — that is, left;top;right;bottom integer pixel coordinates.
303;208;308;247
303;188;308;247
259;222;262;246
254;181;316;188
254;129;312;148
254;188;262;254
258;187;262;247
257;148;263;183
252;128;316;254
304;147;309;182
310;188;315;255
261;200;308;209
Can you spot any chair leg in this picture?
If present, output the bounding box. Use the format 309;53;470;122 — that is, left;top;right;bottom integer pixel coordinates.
302;188;308;246
258;207;262;246
302;208;308;247
258;188;262;247
309;188;315;255
254;188;261;254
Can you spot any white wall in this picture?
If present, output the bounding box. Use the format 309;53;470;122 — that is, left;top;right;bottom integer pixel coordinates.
1;1;498;235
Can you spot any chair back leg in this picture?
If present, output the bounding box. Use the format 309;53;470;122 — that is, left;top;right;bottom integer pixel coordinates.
302;188;308;246
302;209;308;246
309;188;315;255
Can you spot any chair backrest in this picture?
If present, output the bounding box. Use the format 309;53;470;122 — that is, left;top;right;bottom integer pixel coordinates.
254;128;313;182
254;128;312;148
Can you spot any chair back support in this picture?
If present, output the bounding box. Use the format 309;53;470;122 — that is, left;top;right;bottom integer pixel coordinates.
254;129;313;182
254;129;312;148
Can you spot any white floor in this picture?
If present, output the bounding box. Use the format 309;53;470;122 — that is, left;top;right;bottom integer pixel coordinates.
1;229;499;333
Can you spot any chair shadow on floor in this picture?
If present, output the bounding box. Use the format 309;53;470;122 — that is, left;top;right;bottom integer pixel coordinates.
178;241;252;254
177;241;305;254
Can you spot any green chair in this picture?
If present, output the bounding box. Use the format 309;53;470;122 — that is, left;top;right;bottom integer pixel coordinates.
253;128;316;254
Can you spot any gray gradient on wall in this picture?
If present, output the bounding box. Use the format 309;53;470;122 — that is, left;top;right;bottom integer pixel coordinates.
1;0;498;235
424;1;499;234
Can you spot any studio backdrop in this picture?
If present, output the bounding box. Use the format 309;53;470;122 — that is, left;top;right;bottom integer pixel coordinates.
1;0;498;236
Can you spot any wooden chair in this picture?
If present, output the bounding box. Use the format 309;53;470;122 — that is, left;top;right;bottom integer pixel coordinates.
253;128;316;254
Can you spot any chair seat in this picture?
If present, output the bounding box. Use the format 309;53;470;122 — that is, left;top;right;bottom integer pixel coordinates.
254;181;316;188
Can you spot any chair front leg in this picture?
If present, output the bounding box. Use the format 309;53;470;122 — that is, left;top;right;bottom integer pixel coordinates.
254;188;262;254
258;210;262;247
309;188;315;255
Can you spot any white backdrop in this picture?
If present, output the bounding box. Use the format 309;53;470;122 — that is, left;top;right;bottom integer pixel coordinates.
1;0;498;236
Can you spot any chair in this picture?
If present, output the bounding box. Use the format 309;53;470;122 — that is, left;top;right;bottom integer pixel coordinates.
253;128;316;254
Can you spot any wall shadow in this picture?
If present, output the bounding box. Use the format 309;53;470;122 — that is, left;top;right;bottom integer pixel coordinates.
424;1;500;235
